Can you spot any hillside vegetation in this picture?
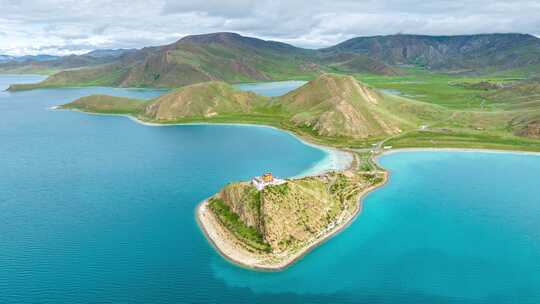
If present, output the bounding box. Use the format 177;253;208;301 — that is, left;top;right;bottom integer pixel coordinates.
144;81;268;120
60;72;540;150
481;79;540;138
210;169;385;254
62;73;446;143
61;95;148;114
280;74;445;138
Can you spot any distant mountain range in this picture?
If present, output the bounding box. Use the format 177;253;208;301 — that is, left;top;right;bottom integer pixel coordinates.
0;54;60;63
322;33;540;71
0;49;135;74
5;32;540;90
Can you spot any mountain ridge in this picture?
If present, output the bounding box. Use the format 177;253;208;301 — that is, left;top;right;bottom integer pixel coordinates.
6;32;540;90
322;33;540;71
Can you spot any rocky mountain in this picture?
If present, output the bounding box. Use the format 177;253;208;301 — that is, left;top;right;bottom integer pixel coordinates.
8;33;400;90
6;33;540;89
322;33;540;72
114;32;319;88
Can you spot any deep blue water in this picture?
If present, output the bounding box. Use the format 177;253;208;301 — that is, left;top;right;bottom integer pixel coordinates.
1;76;540;303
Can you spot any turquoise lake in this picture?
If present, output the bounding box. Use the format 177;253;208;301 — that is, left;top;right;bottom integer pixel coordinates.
1;75;539;303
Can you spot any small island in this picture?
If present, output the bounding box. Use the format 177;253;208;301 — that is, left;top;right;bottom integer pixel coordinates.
197;160;387;270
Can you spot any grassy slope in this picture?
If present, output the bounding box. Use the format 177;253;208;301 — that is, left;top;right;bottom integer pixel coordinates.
62;74;447;147
61;95;148;114
60;71;540;151
144;81;269;120
213;169;385;254
348;67;540;150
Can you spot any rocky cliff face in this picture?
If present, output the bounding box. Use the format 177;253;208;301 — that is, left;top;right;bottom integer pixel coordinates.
219;182;262;231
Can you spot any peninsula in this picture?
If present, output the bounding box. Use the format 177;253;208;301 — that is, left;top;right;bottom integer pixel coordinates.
198;165;387;270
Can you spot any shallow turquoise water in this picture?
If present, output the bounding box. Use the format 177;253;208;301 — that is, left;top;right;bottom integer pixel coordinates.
1;76;539;303
214;151;540;303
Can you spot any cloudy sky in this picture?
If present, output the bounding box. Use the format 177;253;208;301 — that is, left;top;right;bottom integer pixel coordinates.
1;0;539;56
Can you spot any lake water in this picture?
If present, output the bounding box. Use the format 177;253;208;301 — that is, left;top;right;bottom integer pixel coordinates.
234;80;306;97
1;76;539;303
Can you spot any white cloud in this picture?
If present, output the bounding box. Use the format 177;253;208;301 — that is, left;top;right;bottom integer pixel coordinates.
0;0;539;55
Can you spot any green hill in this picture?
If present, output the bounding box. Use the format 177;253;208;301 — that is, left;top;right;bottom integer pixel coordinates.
144;81;268;121
483;79;540;109
60;73;540;150
279;74;445;139
62;74;446;143
61;95;148;114
480;79;540;138
209;169;385;255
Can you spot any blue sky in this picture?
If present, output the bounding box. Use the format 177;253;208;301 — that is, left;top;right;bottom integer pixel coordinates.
1;0;539;55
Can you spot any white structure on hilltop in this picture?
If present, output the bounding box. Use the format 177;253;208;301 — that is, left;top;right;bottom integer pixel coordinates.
251;172;286;191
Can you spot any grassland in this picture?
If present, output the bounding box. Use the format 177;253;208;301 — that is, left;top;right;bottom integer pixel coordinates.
344;67;540;150
60;70;540;152
354;67;525;109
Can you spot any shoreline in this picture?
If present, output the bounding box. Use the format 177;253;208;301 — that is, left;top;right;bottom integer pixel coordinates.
377;147;540;157
55;107;354;175
125;116;355;174
196;170;389;271
57;107;539;271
